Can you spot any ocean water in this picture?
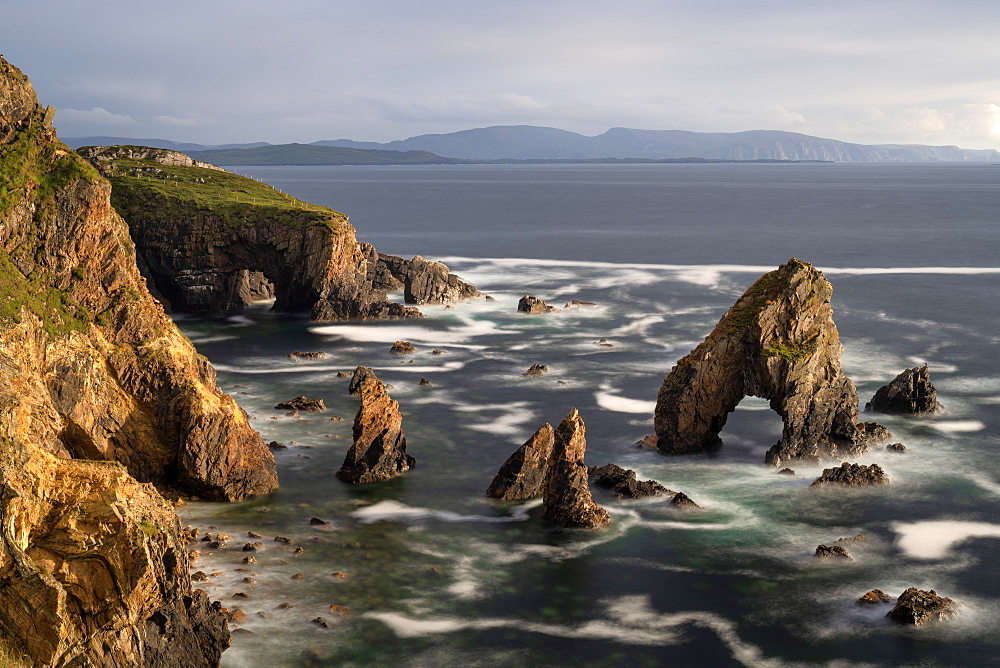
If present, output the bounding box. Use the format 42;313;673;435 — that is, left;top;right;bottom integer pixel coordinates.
178;163;1000;666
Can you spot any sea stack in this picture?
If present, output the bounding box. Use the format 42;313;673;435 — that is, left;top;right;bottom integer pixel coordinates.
542;409;611;528
486;423;555;501
866;366;942;414
653;259;889;467
337;367;414;483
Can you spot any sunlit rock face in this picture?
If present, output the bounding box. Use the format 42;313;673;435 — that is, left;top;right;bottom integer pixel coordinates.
654;259;888;467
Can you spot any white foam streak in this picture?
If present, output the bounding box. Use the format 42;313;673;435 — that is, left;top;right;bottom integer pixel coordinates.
351;500;533;525
595;383;657;414
212;361;465;375
930;420;986;433
893;520;1000;559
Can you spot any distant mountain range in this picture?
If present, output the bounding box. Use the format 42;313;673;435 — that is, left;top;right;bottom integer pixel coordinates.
64;126;1000;163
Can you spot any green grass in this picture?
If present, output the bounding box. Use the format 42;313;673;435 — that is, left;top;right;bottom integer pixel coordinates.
93;155;347;230
763;336;819;362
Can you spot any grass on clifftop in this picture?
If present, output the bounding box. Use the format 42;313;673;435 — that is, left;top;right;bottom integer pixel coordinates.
95;156;346;231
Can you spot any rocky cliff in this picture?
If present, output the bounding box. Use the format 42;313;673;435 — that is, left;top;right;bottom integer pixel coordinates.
0;56;276;665
654;259;887;466
78;146;482;319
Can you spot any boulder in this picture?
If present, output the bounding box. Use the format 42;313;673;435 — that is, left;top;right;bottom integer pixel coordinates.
653;259;889;467
287;351;328;361
390;341;415;354
885;443;907;453
885;588;959;625
811;462;889;487
518;295;558;314
337;370;414;484
814;544;853;559
523;364;549;376
486;424;555;501
670;491;700;509
274;396;326;412
541;409;611;528
856;589;894;606
418;378;433;387
587;463;671;499
866;366;942;415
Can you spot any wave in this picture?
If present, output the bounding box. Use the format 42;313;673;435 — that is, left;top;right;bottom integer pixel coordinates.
893;520;1000;559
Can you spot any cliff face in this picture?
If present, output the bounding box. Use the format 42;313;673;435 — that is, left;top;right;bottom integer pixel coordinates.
1;57;276;664
78;146;482;319
654;259;886;466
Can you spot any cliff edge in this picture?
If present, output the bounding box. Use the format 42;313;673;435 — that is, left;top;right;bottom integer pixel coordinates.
1;56;276;664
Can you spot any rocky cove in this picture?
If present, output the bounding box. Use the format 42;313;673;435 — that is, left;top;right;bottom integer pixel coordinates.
2;55;998;666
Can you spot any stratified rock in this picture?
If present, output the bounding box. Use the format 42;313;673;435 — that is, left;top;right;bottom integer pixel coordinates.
348;365;376;395
867;366;942;414
541;409;611;528
337;371;414;484
390;340;415;354
587;463;671;499
288;351;328;361
486;424;555;501
523;364;549;376
274;396;326;412
376;253;484;304
518;295;558;314
886;443;907;453
886;588;959;625
654;259;889;466
815;544;853;559
856;589;894;606
811;462;889;487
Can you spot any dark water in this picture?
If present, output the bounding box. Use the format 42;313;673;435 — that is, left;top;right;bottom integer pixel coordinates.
179;164;1000;666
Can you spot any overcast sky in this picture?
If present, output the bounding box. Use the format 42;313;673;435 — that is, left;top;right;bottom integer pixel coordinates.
3;0;999;148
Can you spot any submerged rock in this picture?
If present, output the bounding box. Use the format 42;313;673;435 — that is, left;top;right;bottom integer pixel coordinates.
486;424;555;501
523;364;549;376
856;589;894;606
542;409;611;528
587;463;671;499
518;295;558;314
337;369;414;484
390;340;416;354
814;544;853;560
274;396;326;412
653;259;889;467
670;492;700;509
811;462;889;487
287;351;327;361
885;443;907;453
866;366;942;415
886;588;959;625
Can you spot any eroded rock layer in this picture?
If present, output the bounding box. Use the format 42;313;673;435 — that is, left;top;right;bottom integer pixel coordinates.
1;56;274;665
337;369;414;484
653;259;887;466
542;409;610;528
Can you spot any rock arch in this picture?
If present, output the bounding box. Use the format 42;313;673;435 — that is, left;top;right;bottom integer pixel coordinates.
653;259;887;466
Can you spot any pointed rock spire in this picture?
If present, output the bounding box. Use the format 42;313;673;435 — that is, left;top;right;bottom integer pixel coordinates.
337;367;414;484
486;423;555;501
542;409;610;528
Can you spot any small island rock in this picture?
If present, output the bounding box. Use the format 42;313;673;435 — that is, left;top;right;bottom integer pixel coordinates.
886;588;959;625
518;295;558;314
486;424;555;501
866;366;943;415
542;409;611;528
337;369;414;484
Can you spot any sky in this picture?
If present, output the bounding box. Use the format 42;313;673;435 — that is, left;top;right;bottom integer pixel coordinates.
3;0;999;148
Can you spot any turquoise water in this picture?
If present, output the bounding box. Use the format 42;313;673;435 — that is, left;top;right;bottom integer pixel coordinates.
179;164;1000;666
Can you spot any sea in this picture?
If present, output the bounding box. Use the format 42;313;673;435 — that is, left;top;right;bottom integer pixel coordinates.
176;163;1000;667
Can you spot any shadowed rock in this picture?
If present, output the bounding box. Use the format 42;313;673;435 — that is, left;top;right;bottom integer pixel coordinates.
542;409;611;528
866;366;942;415
288;351;327;361
815;544;853;559
337;370;414;484
486;424;555;501
375;253;484;304
886;443;907;453
274;396;326;412
653;259;889;467
587;463;671;499
390;341;415;354
811;462;889;487
518;295;558;314
886;588;959;625
348;366;376;396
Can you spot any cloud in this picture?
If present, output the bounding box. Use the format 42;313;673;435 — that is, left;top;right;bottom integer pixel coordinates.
55;107;135;125
153;113;217;127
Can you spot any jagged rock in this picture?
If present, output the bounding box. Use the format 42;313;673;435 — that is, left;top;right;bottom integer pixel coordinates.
670;491;700;509
418;378;433;387
287;351;327;361
349;365;376;395
542;409;611;528
337;370;414;483
866;366;943;415
486;424;555;501
523;364;549;376
778;468;796;476
886;443;907;453
815;544;853;559
376;252;485;304
587;463;671;499
267;441;288;450
0;56;273;665
390;340;415;354
274;396;326;412
856;589;894;606
653;259;889;466
811;462;889;487
518;295;558;314
836;534;868;545
886;588;959;625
